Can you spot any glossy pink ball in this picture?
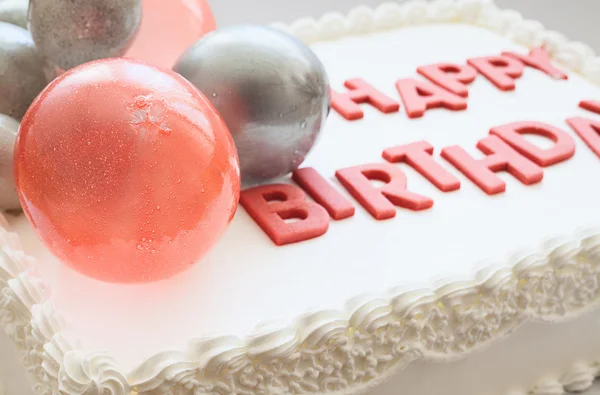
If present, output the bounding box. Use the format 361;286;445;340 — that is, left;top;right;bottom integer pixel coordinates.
14;58;240;283
125;0;216;68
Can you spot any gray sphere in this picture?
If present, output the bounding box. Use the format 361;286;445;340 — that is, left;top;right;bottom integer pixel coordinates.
173;25;330;184
0;0;28;28
28;0;142;71
0;114;20;211
0;22;48;120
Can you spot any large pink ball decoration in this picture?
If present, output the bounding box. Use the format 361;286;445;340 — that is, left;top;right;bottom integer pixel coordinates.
14;58;240;283
124;0;216;69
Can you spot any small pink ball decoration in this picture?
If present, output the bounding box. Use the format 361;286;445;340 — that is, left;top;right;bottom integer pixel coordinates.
124;0;216;69
14;58;240;283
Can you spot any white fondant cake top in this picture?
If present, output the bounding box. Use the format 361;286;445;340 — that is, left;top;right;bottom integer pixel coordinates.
3;2;600;394
8;21;600;371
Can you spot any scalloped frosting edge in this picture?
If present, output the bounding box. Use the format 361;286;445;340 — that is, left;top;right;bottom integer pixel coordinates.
510;359;600;395
2;1;600;394
270;0;600;84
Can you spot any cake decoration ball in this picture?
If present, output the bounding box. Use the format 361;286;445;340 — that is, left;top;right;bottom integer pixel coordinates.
173;25;330;184
28;0;142;71
0;0;28;28
0;22;48;120
14;58;241;284
125;0;216;69
0;114;20;211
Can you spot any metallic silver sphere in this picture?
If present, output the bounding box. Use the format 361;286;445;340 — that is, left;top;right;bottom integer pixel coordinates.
173;25;330;184
0;0;28;28
0;114;20;210
28;0;142;71
0;22;48;120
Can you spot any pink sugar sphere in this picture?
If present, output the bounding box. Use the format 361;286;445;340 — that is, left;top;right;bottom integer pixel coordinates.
125;0;216;68
14;58;241;283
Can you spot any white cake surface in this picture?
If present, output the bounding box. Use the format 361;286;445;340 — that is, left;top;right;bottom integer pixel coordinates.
2;1;600;395
14;16;600;371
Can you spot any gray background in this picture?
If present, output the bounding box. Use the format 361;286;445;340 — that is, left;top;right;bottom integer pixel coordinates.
207;0;600;393
209;0;600;52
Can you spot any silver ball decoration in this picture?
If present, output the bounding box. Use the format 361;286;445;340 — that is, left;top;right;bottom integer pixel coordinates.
28;0;142;71
0;114;20;211
173;25;330;184
0;0;28;28
0;22;48;120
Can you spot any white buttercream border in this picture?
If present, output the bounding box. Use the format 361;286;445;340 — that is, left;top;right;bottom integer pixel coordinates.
2;1;600;394
511;359;600;395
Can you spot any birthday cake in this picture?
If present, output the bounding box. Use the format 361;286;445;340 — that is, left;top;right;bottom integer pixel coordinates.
3;0;600;395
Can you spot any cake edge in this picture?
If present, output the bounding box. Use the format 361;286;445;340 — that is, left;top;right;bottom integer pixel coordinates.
515;360;600;395
2;1;600;394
